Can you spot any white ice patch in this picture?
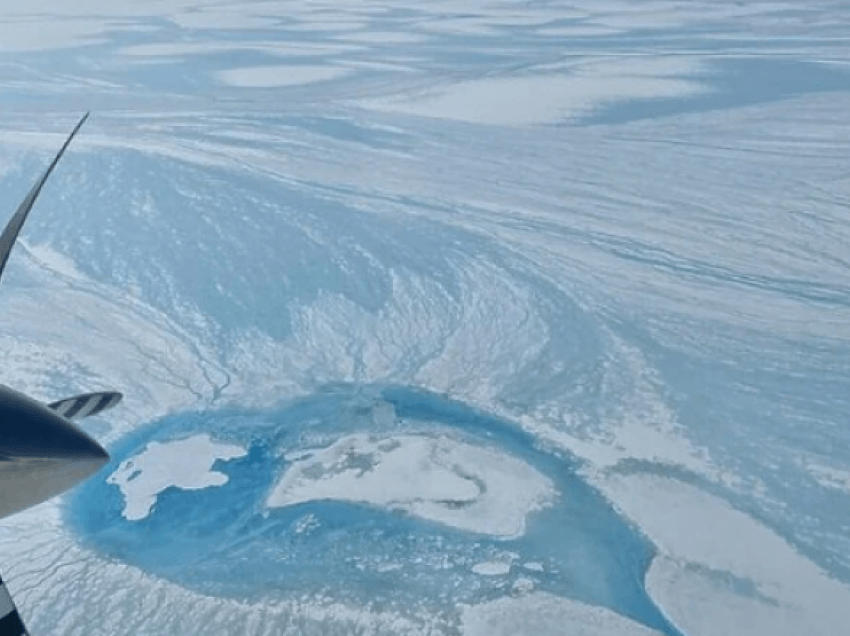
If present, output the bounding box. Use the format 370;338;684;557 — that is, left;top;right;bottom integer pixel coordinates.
461;592;665;636
537;25;624;37
603;474;850;636
216;65;348;88
120;41;361;58
169;4;282;29
108;434;248;521
343;31;427;43
266;433;556;538
0;18;111;52
358;57;706;126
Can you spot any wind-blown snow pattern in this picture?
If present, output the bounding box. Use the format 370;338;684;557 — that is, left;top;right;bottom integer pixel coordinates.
0;1;848;635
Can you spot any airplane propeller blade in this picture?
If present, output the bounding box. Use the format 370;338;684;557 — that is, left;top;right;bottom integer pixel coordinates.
0;114;123;636
0;112;89;291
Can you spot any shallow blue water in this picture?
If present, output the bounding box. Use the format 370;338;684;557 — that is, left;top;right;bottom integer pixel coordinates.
67;384;680;634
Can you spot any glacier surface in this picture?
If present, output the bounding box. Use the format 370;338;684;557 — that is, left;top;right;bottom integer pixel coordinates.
0;1;848;635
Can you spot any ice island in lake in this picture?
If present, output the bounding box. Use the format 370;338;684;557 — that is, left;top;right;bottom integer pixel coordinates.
265;432;557;539
107;434;248;521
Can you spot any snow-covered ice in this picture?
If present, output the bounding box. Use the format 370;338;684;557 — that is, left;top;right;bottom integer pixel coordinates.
0;0;848;635
266;432;556;539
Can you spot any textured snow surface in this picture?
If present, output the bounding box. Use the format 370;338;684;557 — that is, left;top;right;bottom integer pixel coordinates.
461;593;665;636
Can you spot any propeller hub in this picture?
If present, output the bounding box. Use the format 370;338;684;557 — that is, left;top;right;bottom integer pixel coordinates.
0;384;109;520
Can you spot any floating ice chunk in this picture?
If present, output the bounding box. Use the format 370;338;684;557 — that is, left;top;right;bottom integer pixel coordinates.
472;561;511;576
107;434;247;521
216;65;348;88
266;433;556;538
291;513;319;534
